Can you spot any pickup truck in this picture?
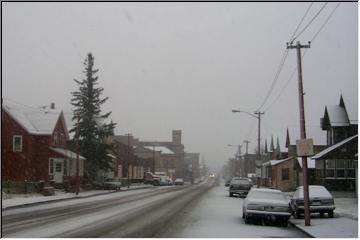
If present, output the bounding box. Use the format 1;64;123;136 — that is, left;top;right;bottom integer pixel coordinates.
229;177;253;197
144;172;161;186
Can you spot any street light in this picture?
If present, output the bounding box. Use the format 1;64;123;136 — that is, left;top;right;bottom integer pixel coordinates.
232;109;264;184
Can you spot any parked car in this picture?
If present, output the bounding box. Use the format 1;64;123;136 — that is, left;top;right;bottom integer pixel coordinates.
103;178;122;190
159;176;173;186
174;178;184;185
290;185;335;219
229;177;252;197
242;188;291;227
225;179;231;187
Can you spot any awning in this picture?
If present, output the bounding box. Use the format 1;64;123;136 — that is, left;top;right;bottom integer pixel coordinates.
50;147;86;160
312;135;358;160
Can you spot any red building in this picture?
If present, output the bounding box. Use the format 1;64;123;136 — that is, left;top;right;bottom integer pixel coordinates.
2;100;85;185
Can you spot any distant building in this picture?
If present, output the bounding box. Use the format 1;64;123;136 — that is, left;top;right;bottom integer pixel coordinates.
108;130;186;181
184;153;200;182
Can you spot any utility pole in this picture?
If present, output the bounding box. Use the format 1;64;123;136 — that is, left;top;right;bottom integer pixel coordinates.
127;134;131;188
254;111;264;187
287;40;311;226
75;118;80;195
153;144;156;174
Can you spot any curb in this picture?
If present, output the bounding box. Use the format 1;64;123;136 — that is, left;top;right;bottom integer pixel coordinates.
2;185;154;210
288;220;315;238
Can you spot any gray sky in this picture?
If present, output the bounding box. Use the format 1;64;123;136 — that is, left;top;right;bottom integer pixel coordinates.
3;2;358;172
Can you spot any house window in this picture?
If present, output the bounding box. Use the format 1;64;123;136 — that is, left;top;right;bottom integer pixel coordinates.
55;162;62;172
49;159;54;175
13;135;23;152
281;168;289;180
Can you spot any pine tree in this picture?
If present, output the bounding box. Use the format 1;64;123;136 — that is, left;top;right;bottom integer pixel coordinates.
71;53;116;181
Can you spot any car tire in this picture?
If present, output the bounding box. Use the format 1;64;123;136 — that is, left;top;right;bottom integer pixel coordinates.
328;210;334;218
229;192;233;197
281;220;289;227
319;212;324;218
245;216;251;224
294;210;301;219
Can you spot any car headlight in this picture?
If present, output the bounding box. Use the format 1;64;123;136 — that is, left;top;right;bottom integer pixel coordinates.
247;204;264;211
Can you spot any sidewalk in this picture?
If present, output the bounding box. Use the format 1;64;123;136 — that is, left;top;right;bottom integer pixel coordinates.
289;194;358;238
2;183;153;209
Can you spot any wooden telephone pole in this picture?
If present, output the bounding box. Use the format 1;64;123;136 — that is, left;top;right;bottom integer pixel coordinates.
287;40;311;226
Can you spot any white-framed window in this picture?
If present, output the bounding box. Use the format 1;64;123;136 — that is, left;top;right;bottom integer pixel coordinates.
13;135;23;152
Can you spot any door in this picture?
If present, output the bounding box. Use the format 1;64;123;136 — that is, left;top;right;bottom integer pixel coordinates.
52;158;64;183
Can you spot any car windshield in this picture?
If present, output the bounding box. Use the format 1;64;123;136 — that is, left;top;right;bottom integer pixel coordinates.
231;179;250;184
249;190;286;201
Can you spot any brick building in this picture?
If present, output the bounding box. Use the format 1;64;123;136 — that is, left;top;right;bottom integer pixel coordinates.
2;100;85;187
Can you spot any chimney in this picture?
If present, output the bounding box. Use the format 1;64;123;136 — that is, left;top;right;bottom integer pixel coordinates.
50;102;55;109
172;130;182;145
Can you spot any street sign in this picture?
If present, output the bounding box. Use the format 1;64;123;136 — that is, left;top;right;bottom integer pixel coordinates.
296;139;314;157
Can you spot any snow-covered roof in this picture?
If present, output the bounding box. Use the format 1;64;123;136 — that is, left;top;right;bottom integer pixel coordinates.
50;147;86;160
107;153;117;159
143;146;174;154
326;105;350;127
312;135;358;160
262;158;292;167
2;99;62;135
297;157;315;169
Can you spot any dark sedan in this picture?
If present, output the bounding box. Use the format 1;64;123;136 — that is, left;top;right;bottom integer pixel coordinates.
290;185;335;218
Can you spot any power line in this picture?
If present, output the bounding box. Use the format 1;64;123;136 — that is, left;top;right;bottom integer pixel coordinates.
289;2;314;42
310;2;341;43
264;3;341;112
291;2;329;43
255;3;315;111
256;48;289;111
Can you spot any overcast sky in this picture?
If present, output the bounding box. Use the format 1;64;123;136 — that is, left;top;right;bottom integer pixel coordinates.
3;2;358;172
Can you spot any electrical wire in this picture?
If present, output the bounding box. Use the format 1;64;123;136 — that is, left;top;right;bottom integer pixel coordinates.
310;2;341;43
290;2;329;43
263;3;341;112
255;3;314;112
289;2;314;43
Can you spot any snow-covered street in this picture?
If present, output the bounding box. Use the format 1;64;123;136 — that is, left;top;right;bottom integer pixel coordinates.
156;180;308;238
3;178;357;238
2;181;213;237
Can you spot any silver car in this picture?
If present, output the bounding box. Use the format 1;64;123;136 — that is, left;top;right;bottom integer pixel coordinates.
290;185;335;218
242;188;291;227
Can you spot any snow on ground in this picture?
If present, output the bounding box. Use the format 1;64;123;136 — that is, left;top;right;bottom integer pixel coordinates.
161;184;307;238
334;197;358;220
2;184;155;211
4;187;181;238
290;217;358;238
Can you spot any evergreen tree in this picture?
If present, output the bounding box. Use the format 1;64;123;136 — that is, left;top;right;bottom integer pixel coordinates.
71;53;116;180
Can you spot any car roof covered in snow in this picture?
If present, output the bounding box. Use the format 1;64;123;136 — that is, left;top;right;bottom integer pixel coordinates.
295;185;333;199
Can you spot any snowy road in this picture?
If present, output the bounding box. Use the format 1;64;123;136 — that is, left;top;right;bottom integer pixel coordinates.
2;178;307;238
2;181;213;237
156;180;308;238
